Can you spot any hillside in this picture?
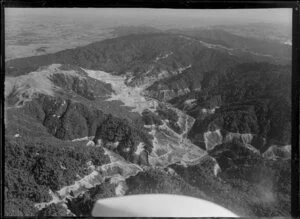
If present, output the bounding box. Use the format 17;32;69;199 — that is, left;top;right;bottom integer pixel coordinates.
165;62;291;151
6;30;289;78
4;28;292;217
167;28;291;64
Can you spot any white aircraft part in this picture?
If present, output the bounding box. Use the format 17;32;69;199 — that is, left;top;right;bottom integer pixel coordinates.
92;194;238;217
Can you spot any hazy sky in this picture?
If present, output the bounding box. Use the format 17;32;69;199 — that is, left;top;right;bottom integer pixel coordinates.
6;8;292;29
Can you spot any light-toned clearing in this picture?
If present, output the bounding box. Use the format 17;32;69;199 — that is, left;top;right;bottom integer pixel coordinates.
154;51;173;62
225;132;253;145
177;65;192;74
72;136;94;142
83;66;192;114
114;181;128;196
167;167;177;175
184;99;197;105
183;99;197;110
83;68;158;114
60;163;67;170
201;106;219;115
135;142;145;155
179;35;285;60
5;64;83;108
224;132;261;154
35;148;143;212
86;140;96;147
204;130;261;154
213;160;221;177
34;189;61;210
263;144;291;160
148;108;207;167
179;35;234;52
204;129;223;151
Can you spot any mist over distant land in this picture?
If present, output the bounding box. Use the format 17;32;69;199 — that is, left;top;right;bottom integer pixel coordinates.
5;8;292;29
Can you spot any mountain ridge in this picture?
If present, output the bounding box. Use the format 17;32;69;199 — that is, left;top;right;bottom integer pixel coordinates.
4;30;292;217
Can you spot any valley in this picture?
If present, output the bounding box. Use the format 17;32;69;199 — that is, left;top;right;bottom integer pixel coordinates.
4;15;292;217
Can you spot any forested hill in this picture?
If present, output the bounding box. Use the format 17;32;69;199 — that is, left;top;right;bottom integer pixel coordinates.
5;27;292;217
6;32;289;78
167;62;291;151
167;28;291;61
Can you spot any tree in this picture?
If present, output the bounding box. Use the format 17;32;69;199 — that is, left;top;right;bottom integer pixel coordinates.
38;203;68;216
